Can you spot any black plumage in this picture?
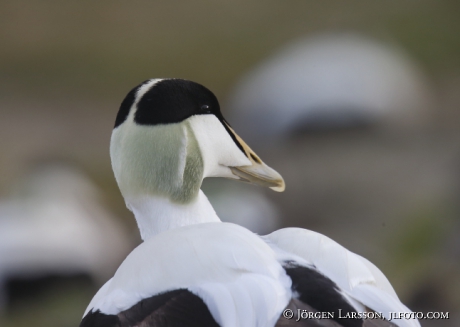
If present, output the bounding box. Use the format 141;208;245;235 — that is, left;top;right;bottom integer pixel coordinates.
284;263;361;327
80;289;219;327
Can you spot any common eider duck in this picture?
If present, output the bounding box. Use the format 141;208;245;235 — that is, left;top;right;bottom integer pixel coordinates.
80;79;419;327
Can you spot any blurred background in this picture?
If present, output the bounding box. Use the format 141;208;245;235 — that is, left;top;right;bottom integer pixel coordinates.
0;1;459;326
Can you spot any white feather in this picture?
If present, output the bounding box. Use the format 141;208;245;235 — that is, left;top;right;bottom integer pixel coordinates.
263;228;420;327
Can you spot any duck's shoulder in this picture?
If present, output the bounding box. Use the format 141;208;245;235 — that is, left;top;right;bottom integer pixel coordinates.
82;223;291;327
262;227;396;297
122;222;280;276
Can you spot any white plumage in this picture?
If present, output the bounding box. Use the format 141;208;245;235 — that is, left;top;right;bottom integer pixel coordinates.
85;223;291;327
264;228;419;327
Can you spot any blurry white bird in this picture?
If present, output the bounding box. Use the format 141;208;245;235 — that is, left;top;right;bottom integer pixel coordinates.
80;79;419;327
227;33;432;144
0;164;132;309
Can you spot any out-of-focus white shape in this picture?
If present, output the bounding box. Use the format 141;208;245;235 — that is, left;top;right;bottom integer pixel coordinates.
202;179;280;235
0;164;133;308
227;33;433;143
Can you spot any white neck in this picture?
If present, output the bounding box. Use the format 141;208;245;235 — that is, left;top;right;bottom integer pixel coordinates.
125;190;221;240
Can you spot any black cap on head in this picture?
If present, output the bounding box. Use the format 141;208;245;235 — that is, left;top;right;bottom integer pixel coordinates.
114;79;224;128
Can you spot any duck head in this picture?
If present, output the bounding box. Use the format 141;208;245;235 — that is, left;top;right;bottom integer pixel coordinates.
110;79;285;238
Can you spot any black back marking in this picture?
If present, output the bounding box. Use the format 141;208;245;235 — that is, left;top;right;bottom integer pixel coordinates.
80;289;219;327
80;310;120;327
284;263;362;327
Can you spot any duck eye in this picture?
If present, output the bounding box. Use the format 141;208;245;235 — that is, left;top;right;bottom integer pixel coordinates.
200;105;210;112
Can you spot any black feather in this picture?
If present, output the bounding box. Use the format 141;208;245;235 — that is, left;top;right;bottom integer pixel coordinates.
80;289;219;327
284;263;361;327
